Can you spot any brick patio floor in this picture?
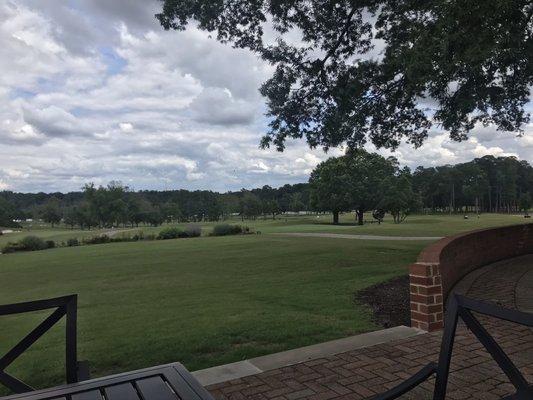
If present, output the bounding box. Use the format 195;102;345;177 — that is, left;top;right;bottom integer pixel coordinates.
208;256;533;399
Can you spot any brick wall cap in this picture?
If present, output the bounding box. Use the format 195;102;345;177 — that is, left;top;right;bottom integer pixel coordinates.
417;222;533;264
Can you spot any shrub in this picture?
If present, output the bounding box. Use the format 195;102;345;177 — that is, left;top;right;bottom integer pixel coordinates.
143;233;156;241
2;235;52;253
110;234;135;243
67;238;79;247
132;232;144;241
184;224;201;237
20;235;48;251
2;242;24;254
212;224;243;236
83;234;111;245
157;227;184;240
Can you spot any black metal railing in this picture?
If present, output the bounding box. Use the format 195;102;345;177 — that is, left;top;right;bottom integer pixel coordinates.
372;294;533;400
0;295;88;394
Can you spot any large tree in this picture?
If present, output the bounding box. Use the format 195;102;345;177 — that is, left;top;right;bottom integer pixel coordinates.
309;150;395;224
309;156;352;224
239;192;262;220
378;175;419;223
0;197;20;228
40;197;62;227
157;1;532;151
519;192;532;216
344;150;396;224
460;164;489;214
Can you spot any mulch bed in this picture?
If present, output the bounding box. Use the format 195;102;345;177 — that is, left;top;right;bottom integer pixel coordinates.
354;275;411;328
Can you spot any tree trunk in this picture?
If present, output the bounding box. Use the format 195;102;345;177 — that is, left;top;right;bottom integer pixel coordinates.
333;211;339;225
356;209;364;225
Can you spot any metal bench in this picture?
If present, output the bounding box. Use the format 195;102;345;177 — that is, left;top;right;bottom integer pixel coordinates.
0;295;213;400
0;363;213;400
372;294;533;400
0;295;89;393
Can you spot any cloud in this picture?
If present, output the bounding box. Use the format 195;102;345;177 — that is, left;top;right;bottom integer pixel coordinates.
0;1;531;193
189;88;258;126
119;122;134;132
22;105;95;137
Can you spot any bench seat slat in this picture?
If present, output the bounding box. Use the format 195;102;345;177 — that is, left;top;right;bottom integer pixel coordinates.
104;383;140;400
135;377;178;400
70;390;102;400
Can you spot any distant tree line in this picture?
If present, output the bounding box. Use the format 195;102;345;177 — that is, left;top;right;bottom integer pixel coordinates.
412;156;533;214
0;181;310;229
310;152;533;224
0;155;532;228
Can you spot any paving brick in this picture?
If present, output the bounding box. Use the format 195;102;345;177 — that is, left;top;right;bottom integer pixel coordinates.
209;260;532;399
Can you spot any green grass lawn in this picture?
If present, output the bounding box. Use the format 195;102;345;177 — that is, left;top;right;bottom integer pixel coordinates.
267;212;527;236
1;213;524;248
0;213;527;392
0;235;421;391
0;226;112;248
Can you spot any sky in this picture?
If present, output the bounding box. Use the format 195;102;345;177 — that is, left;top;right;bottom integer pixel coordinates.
1;0;532;194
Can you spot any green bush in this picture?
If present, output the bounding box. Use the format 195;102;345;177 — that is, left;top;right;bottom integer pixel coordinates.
143;233;156;241
83;235;111;245
184;224;201;237
157;227;184;240
2;242;24;253
2;235;52;252
67;238;79;247
110;234;135;243
20;235;48;251
132;232;144;241
212;224;243;236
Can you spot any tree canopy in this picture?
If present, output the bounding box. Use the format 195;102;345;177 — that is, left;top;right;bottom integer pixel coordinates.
378;175;420;223
309;149;398;224
157;0;533;151
0;197;20;228
309;156;353;224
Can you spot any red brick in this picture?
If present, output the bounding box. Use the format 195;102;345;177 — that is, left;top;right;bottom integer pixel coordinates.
411;311;432;323
419;304;443;314
409;263;432;276
410;276;433;285
428;320;444;331
410;293;429;303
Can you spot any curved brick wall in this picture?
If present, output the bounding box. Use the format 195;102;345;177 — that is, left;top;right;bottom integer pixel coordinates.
409;223;533;331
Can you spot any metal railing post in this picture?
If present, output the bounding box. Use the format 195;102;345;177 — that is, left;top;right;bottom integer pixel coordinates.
65;295;78;384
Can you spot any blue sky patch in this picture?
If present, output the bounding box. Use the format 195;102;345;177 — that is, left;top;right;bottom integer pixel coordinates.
99;46;127;75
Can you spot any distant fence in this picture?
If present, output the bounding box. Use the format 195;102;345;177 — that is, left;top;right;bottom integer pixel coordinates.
409;223;533;331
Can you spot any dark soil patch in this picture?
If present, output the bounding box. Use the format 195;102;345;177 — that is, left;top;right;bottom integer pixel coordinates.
355;275;410;328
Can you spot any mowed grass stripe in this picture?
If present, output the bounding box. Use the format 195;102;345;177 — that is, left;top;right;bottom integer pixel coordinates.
1;213;524;249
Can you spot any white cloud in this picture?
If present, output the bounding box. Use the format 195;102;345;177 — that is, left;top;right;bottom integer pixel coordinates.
119;122;133;132
0;1;531;193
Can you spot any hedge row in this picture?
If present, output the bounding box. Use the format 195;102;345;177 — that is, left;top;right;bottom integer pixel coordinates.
1;224;254;254
157;224;201;240
210;224;252;236
1;224;204;254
